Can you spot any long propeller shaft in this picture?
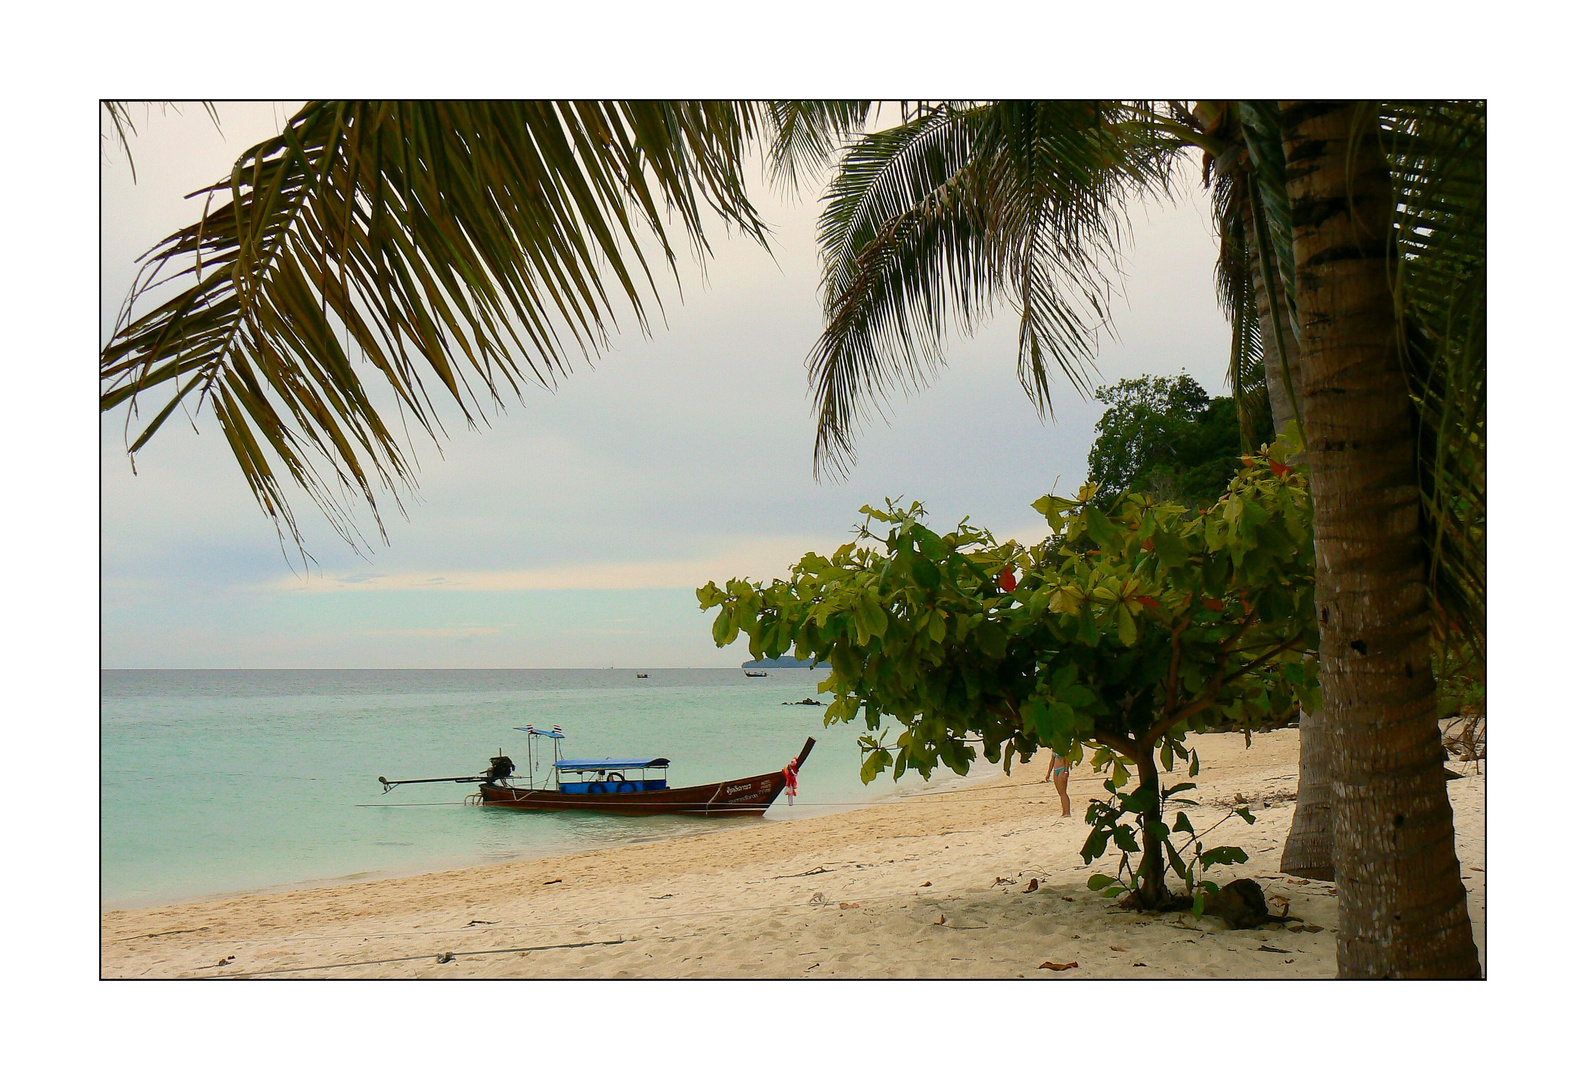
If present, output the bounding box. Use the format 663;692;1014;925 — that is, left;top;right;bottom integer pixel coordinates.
377;774;482;794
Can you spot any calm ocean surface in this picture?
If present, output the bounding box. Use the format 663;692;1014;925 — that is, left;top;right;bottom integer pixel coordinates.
101;668;988;910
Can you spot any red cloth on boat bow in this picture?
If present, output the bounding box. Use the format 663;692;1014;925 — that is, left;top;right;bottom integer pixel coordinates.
783;759;800;801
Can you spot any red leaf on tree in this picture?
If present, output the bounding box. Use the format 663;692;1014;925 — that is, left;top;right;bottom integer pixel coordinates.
1271;460;1293;479
998;566;1017;592
1137;596;1159;609
1202;597;1225;612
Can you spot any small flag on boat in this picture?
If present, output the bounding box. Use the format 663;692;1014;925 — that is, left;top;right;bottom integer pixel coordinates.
553;725;563;734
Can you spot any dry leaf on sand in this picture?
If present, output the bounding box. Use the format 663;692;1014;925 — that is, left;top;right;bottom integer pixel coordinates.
1038;961;1079;971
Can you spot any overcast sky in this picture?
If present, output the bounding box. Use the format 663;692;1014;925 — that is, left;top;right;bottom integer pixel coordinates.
100;102;1235;668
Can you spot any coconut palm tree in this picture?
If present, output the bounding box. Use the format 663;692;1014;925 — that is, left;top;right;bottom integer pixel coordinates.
1202;101;1333;879
1204;100;1485;889
793;98;1482;977
1276;100;1482;977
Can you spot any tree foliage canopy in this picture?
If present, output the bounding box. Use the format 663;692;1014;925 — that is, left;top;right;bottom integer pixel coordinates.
1086;374;1248;508
698;443;1317;907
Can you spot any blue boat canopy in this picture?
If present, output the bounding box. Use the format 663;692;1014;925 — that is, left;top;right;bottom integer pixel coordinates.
555;757;670;771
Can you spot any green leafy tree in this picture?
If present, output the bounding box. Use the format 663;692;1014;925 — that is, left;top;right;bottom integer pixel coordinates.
698;446;1317;910
1086;374;1249;507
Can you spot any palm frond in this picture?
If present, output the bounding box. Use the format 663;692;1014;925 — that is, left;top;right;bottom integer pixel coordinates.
1382;100;1486;660
1236;101;1296;319
986;101;1180;413
101;100;767;550
101;101;222;181
807;101;1180;477
760;101;874;194
1209;146;1270;450
807;106;989;473
1229;101;1305;442
101;102;140;179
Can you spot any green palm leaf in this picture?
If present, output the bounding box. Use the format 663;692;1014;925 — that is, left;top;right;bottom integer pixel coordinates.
806;101;1179;477
101;100;767;549
760;100;874;193
1382;100;1486;659
1208;147;1270;449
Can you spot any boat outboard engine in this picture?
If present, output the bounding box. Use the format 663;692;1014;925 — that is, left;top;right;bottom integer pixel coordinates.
485;753;516;781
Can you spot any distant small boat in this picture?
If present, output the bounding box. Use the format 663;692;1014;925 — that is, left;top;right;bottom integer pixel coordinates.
744;670;769;678
636;672;649;678
379;728;815;818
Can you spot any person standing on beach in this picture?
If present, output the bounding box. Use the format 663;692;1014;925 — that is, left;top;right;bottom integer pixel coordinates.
1044;750;1072;818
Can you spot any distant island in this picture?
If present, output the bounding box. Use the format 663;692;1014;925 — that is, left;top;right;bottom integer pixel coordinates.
742;657;830;669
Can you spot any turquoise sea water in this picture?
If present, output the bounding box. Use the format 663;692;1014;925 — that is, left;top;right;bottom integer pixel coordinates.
101;668;975;910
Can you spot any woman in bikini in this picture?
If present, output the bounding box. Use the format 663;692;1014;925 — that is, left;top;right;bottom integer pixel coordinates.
1043;749;1072;818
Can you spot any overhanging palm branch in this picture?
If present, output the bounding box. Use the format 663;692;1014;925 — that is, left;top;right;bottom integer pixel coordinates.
760;100;874;194
101;101;222;181
806;101;1181;477
1382;100;1486;659
101;101;767;550
1233;100;1304;437
1236;101;1296;315
1208;143;1270;450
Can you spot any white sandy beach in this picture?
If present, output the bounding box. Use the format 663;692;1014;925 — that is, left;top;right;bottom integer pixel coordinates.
100;729;1485;979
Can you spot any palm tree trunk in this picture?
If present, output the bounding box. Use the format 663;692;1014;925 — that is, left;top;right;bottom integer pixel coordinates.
1279;101;1480;977
1281;707;1334;878
1241;180;1336;880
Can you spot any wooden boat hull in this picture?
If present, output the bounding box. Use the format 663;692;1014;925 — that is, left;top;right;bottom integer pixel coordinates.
478;769;788;816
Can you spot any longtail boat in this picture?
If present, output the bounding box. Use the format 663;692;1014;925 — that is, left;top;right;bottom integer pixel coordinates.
378;727;814;818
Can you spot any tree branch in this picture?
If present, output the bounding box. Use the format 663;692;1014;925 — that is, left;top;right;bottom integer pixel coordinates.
1223;634;1306;686
1144;630;1307;746
1161;596;1199;719
1092;730;1142;763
